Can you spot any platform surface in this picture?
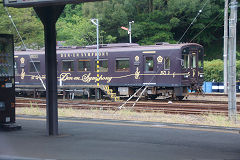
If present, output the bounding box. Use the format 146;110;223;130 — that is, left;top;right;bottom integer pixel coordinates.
0;115;240;160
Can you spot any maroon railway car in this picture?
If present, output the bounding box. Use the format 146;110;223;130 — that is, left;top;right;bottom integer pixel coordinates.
14;43;204;100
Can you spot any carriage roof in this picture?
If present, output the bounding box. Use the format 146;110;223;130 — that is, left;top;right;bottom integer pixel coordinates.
14;43;202;55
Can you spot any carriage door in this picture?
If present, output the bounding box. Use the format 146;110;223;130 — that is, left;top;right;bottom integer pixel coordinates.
143;55;156;85
185;51;198;86
190;51;198;83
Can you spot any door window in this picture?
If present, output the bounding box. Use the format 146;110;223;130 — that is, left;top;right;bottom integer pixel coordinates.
145;57;154;72
192;54;196;68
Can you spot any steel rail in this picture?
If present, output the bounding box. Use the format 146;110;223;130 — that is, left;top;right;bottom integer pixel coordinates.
16;97;240;115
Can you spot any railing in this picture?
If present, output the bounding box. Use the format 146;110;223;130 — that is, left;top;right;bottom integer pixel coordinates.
100;85;120;102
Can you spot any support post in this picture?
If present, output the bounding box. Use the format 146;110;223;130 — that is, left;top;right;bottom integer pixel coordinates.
34;88;36;99
63;88;66;100
95;88;101;100
129;23;132;43
91;19;101;101
228;0;238;122
34;5;65;136
128;21;134;43
223;0;229;93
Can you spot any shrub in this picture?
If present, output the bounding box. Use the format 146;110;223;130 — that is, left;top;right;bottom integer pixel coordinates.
204;59;223;82
204;59;240;82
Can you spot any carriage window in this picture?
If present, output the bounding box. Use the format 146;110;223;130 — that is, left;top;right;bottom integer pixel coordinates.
145;57;154;71
95;59;108;72
198;52;203;68
164;57;170;70
29;61;40;73
62;60;74;72
116;58;129;72
198;61;203;68
183;54;189;68
192;54;196;68
78;59;91;72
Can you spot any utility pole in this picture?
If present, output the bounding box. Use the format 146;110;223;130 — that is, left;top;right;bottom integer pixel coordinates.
91;19;100;100
223;0;229;93
228;0;238;122
129;21;134;43
91;19;99;59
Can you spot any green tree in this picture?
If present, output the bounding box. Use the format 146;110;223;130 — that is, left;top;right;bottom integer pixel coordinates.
82;0;175;44
57;15;96;46
0;6;44;49
81;0;226;46
82;0;129;42
60;4;83;21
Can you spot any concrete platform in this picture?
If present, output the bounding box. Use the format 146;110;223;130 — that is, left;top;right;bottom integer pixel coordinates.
0;115;240;160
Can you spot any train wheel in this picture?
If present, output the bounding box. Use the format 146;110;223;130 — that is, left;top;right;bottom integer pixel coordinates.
149;95;158;100
176;96;184;101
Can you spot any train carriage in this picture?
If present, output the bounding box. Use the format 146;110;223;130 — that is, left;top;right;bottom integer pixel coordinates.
14;43;204;100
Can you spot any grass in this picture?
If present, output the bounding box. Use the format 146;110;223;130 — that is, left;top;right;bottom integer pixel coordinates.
16;107;240;128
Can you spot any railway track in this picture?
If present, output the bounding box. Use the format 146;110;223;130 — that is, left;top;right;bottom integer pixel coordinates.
15;97;240;115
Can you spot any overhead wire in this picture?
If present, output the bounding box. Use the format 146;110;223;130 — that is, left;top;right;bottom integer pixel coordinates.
4;7;46;90
3;1;209;103
4;7;26;51
116;1;187;108
116;1;174;111
116;0;212;110
177;0;209;43
116;47;178;112
190;11;223;43
190;1;231;43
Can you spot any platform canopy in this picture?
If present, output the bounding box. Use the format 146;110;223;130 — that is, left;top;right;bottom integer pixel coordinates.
3;0;104;7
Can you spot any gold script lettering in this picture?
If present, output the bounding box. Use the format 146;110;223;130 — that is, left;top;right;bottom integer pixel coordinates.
60;73;72;81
